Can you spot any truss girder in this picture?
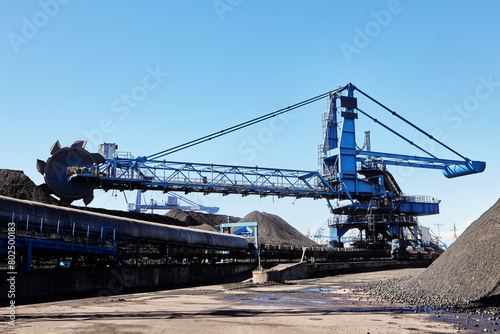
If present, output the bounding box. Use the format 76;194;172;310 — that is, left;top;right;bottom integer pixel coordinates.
77;159;342;199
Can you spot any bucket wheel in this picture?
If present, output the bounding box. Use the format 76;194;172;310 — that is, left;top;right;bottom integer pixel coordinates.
36;140;105;205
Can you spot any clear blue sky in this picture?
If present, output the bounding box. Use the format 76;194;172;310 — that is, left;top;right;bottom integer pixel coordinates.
1;0;499;246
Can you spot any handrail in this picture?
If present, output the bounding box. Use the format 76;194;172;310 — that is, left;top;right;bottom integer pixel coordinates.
0;209;133;256
397;195;440;204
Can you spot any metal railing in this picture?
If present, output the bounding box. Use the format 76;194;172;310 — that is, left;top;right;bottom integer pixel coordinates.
328;214;419;227
0;209;133;258
397;195;440;204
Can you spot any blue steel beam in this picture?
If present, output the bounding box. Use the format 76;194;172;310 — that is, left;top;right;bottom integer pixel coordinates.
354;150;486;176
353;107;485;177
355;150;469;167
356;154;485;177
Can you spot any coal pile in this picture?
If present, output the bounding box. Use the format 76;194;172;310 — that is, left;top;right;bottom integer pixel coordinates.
367;198;500;311
80;206;182;226
164;209;240;232
0;169;59;205
239;211;316;247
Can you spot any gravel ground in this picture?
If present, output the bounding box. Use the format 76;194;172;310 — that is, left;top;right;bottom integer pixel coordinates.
7;268;486;334
3;167;497;318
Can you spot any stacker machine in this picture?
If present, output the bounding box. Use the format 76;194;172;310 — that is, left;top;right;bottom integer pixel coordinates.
36;83;485;256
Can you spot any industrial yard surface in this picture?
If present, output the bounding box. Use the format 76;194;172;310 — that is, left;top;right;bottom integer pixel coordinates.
6;268;496;334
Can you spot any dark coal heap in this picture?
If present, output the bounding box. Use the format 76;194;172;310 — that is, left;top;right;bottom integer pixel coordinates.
239;211;317;247
367;198;500;310
0;169;58;205
164;209;240;232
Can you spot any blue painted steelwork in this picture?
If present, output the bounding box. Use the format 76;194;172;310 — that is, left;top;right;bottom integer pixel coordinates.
0;195;250;271
58;83;484;205
217;222;258;245
127;190;220;214
0;195;249;252
317;83;484;251
429;229;448;250
58;83;485;253
70;160;340;200
217;222;259;260
0;209;134;271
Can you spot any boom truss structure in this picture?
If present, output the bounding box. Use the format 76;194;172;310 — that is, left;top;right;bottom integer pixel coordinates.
70;160;340;200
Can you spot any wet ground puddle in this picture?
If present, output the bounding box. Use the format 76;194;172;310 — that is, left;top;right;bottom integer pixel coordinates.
223;287;500;332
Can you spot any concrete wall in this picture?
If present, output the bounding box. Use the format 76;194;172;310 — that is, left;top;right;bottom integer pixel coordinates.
253;262;309;283
3;263;256;299
310;259;431;277
253;260;431;283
